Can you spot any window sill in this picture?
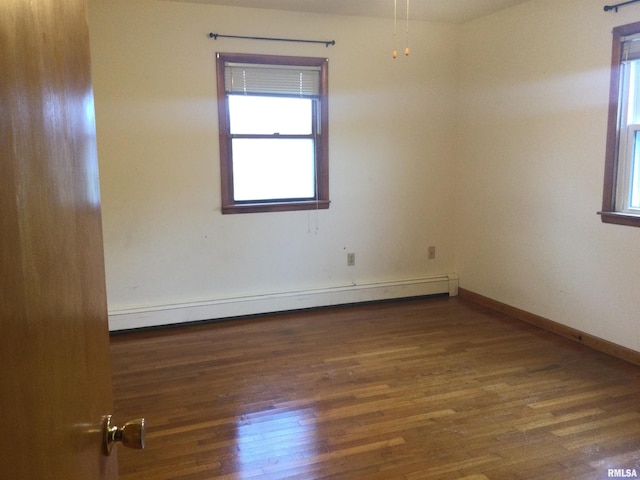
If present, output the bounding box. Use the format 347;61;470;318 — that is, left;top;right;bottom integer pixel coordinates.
222;200;330;215
598;210;640;227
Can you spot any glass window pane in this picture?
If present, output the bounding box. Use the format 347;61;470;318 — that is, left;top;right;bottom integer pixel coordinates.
229;96;312;135
626;61;640;125
232;139;315;201
631;131;640;209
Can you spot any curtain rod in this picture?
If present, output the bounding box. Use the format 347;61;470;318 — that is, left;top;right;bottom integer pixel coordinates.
604;0;640;12
208;33;335;48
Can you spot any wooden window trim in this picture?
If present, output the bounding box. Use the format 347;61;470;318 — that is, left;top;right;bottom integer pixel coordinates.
216;53;329;215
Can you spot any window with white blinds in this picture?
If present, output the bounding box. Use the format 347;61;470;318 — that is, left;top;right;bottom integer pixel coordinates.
601;21;640;227
216;53;329;215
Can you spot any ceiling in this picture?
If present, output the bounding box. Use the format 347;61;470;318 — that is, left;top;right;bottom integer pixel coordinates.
168;0;531;24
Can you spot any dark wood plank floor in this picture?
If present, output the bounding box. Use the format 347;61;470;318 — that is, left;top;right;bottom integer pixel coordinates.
110;296;640;479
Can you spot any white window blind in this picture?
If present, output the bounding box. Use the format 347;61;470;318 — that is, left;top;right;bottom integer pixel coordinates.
224;63;321;97
623;34;640;61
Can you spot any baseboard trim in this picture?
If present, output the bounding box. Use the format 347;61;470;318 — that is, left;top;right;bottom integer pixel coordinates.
109;274;459;331
458;288;640;367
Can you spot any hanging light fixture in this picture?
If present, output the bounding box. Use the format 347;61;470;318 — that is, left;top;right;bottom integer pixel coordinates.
405;0;410;56
392;0;410;58
392;0;398;58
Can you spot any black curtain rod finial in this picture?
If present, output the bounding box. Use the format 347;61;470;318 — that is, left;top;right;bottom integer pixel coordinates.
604;0;640;12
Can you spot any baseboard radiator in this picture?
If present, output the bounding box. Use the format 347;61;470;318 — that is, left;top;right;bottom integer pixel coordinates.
108;274;459;331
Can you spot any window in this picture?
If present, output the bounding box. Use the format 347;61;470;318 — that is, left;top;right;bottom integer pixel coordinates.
601;21;640;227
216;53;329;214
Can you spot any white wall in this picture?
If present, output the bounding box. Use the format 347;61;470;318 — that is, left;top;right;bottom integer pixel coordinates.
88;0;459;329
90;0;640;350
455;0;640;351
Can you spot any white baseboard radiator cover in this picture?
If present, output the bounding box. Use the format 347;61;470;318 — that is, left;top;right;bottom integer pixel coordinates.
108;273;459;331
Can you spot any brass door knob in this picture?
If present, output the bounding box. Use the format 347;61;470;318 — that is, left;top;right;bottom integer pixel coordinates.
103;415;146;455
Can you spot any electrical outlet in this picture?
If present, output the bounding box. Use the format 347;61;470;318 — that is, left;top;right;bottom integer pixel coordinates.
347;252;355;266
428;246;436;260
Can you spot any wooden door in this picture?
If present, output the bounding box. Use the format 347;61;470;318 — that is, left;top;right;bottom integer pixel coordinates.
0;0;118;478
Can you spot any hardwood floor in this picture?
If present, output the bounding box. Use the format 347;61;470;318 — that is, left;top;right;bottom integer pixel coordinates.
110;296;640;479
